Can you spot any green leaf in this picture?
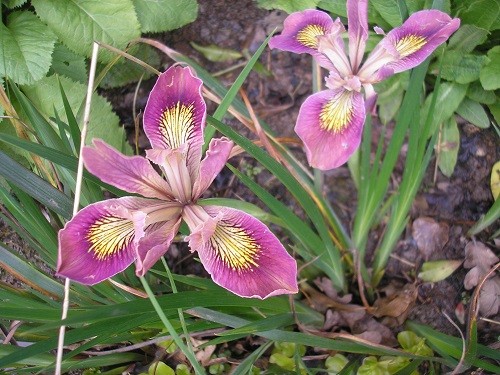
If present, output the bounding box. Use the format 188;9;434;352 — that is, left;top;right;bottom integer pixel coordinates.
132;0;198;33
22;75;132;154
0;11;57;85
32;0;141;63
418;259;462;282
488;101;500;126
48;43;88;83
459;0;500;30
438;116;460;177
447;24;489;53
2;0;28;8
256;0;321;13
190;42;243;62
371;0;404;27
437;51;488;84
467;81;497;105
456;98;490;129
480;46;500;90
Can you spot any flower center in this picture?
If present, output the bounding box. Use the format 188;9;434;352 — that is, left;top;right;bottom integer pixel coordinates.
319;91;354;133
395;35;427;58
296;24;326;49
87;216;135;260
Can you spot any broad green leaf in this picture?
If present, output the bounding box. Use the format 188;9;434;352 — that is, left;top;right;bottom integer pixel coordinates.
256;0;321;13
32;0;141;63
480;46;500;90
371;0;405;27
491;161;500;200
421;82;468;138
0;11;56;85
467;81;496;105
317;0;346;16
22;75;132;154
132;0;198;33
2;0;27;8
488;101;500;126
418;259;462;282
190;42;243;62
459;0;499;29
447;24;488;53
405;0;425;14
438;116;459;177
436;51;488;84
455;98;490;129
48;43;87;83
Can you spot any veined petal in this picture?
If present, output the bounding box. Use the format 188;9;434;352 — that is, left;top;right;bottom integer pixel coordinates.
360;10;460;81
83;139;173;200
295;89;365;170
269;9;336;70
57;197;148;285
184;205;298;299
347;0;368;71
143;66;206;172
192;137;233;199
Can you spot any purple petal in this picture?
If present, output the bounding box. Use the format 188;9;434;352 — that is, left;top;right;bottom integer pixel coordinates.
143;66;206;173
347;0;368;70
184;205;298;299
269;9;337;70
192;137;233;199
83;139;173;200
361;10;460;80
57;197;149;285
295;88;365;170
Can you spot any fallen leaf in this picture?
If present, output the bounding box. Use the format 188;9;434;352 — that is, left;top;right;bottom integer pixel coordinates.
463;241;499;289
412;217;449;259
418;259;462;283
372;284;418;323
491;160;500;200
479;278;500;317
190;42;242;62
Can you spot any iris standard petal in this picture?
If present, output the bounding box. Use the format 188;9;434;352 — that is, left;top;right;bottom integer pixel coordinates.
83;139;173;200
295;88;365;170
361;10;460;81
192;137;233;200
347;0;368;71
184;205;298;299
57;197;147;285
269;9;336;70
143;66;206;172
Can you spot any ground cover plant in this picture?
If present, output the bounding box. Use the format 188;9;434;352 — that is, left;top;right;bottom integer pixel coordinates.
0;0;499;374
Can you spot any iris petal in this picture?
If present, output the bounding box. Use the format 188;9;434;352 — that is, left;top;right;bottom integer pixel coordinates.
295;88;365;170
185;205;298;299
347;0;368;71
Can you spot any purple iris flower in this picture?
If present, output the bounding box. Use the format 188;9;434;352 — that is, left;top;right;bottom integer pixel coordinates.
57;66;298;299
269;0;460;170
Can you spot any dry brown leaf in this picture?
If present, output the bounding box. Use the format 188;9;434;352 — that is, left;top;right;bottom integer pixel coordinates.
371;284;418;322
412;217;449;259
463;241;499;290
479;277;500;317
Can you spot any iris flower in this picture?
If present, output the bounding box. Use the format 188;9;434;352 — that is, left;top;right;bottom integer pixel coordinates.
269;0;460;170
57;66;298;299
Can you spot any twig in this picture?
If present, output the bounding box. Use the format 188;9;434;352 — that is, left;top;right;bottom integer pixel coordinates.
442;311;466;375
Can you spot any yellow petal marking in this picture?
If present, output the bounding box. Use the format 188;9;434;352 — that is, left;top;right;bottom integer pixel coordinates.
395;35;427;58
210;223;261;272
160;102;195;149
296;24;326;49
87;216;135;260
319;91;354;133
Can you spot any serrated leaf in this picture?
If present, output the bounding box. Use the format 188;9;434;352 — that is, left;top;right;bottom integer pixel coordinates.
256;0;321;13
491;161;500;200
467;82;496;105
22;76;131;154
437;51;488;84
448;24;488;53
190;42;243;63
438;116;460;177
100;44;160;88
32;0;141;63
455;98;490;129
0;11;56;85
132;0;198;33
2;0;27;8
459;0;499;29
480;46;500;90
371;0;404;27
48;43;87;83
418;259;462;282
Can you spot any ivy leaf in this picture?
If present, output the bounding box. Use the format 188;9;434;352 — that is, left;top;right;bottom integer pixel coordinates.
437;51;488;84
32;0;141;63
0;11;56;85
256;0;321;13
480;46;500;90
448;24;488;53
22;75;132;154
438;116;460;177
132;0;198;33
49;43;87;84
455;98;490;129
